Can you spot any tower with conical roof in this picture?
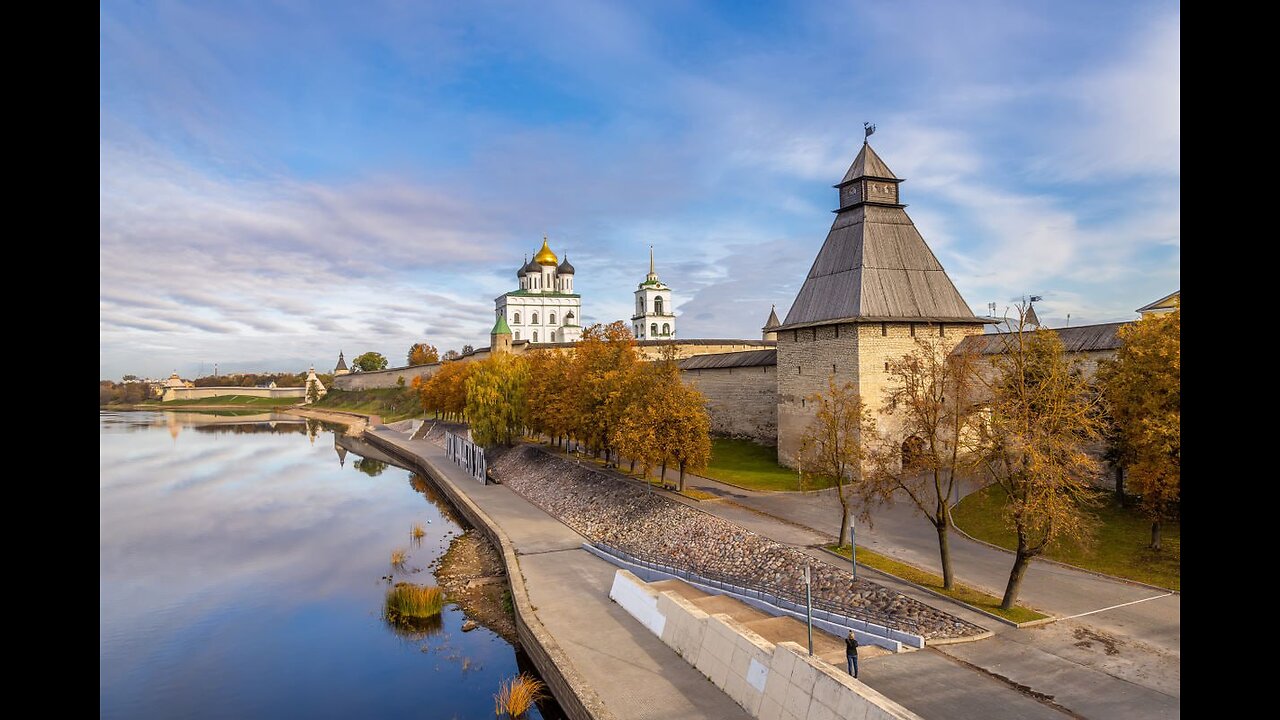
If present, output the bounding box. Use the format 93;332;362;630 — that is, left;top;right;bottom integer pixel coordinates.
774;138;989;465
762;305;781;341
631;246;676;340
490;312;513;354
333;350;349;376
496;234;583;345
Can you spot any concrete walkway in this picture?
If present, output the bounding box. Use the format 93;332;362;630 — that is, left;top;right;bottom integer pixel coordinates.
365;428;751;720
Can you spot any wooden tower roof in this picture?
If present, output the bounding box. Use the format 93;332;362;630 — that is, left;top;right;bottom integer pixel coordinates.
779;141;984;329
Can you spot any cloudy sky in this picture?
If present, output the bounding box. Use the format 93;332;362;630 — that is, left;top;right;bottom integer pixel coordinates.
100;0;1179;380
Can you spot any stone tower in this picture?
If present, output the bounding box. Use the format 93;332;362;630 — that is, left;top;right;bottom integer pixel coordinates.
333;350;350;376
774;140;989;466
762;305;781;341
491;313;513;355
632;246;676;340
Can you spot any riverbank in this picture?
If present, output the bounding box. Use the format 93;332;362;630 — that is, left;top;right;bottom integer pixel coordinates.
282;407;380;436
363;426;751;720
435;530;517;644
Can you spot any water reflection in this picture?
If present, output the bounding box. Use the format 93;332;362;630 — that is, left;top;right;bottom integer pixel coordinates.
100;411;560;720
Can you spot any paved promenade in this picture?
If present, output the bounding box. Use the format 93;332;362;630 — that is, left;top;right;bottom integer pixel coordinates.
365;428;751;720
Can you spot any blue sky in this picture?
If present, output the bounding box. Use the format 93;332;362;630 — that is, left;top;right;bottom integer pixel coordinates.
100;0;1180;379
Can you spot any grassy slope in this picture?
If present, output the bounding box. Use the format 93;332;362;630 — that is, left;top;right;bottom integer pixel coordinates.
951;485;1180;591
310;387;423;423
702;437;836;492
827;544;1047;624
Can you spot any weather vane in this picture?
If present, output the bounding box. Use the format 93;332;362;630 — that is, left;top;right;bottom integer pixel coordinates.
864;122;876;141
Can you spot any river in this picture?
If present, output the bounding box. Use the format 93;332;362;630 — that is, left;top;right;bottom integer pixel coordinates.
100;410;561;719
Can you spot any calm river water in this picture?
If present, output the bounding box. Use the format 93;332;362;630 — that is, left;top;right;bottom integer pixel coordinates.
100;410;559;719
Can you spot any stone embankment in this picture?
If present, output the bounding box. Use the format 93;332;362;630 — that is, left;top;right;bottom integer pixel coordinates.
487;444;984;641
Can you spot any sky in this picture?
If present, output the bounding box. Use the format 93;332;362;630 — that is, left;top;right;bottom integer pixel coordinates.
100;0;1180;380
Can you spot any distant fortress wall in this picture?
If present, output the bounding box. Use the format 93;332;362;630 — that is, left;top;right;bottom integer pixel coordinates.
162;386;307;402
332;340;777;392
332;362;441;391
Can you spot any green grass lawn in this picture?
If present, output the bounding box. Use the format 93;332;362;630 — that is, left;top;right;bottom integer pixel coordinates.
310;387;423;423
160;395;300;407
951;485;1180;591
701;438;836;491
827;544;1047;624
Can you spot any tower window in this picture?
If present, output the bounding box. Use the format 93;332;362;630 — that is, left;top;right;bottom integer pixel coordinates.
651;323;658;336
655;297;664;315
909;323;916;337
812;328;817;341
939;324;946;337
662;323;670;335
794;330;799;342
881;322;887;336
884;362;889;372
834;324;839;338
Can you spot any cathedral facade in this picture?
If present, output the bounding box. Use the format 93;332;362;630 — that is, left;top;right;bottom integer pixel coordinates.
495;236;583;345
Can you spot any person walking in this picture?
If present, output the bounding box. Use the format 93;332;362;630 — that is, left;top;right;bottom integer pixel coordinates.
845;630;859;678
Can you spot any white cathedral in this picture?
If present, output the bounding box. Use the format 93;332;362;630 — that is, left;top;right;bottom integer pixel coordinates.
631;246;676;340
495;236;583;344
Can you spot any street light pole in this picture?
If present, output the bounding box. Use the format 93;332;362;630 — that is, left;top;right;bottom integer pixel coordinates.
804;564;814;656
850;516;857;579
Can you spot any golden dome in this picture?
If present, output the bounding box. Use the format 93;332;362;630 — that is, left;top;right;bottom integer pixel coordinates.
534;235;558;266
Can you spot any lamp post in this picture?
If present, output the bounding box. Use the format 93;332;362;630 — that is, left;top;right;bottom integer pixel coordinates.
850;516;857;579
803;564;814;656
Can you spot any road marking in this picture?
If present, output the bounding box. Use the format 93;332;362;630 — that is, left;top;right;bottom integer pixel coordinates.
1056;592;1173;621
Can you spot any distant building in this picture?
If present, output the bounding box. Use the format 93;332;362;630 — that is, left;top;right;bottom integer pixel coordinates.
1136;290;1179;318
495;235;583;344
333;351;350;376
632;247;676;340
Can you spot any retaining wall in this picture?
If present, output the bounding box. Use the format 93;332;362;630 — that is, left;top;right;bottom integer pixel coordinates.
609;570;922;720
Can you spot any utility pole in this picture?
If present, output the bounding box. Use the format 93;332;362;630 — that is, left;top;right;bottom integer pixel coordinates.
803;564;814;656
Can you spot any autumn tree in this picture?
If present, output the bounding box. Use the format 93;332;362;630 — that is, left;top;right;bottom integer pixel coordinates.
1097;307;1180;550
442;349;461;361
465;354;530;447
868;336;982;590
524;351;576;447
462;344;474;355
407;343;440;366
975;305;1104;609
352;352;388;372
798;377;877;547
656;380;712;491
414;361;474;421
570;322;638;464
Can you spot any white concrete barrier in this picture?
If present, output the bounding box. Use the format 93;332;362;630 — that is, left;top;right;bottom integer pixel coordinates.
610;569;923;720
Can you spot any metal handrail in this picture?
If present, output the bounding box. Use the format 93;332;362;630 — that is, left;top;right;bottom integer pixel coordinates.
593;541;923;635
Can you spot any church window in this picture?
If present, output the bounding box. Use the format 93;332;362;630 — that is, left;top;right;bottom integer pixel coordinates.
651;323;658;336
514;312;521;324
515;331;520;340
532;313;539;325
662;323;670;335
655;297;664;315
533;331;538;343
549;313;556;325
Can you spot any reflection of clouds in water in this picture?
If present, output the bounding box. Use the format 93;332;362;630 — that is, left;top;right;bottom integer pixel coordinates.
100;422;460;641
